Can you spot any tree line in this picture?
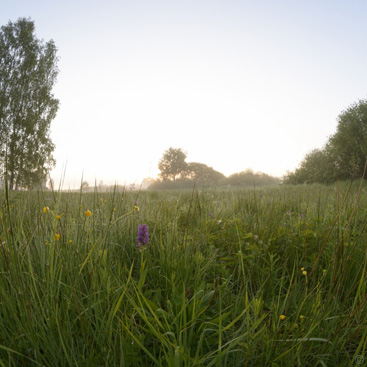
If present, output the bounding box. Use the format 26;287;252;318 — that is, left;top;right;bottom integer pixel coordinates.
146;147;280;189
283;99;367;184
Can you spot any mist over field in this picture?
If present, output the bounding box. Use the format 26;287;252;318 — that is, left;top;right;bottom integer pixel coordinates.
2;1;367;365
3;0;367;189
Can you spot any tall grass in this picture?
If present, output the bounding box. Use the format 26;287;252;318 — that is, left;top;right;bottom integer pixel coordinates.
0;182;367;366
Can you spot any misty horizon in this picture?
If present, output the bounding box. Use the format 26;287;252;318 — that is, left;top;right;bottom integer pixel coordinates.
2;0;367;190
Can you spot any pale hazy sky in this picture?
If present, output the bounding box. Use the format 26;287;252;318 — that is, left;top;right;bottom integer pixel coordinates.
1;0;367;188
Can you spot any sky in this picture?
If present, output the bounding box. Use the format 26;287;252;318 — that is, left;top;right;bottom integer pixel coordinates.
1;0;367;189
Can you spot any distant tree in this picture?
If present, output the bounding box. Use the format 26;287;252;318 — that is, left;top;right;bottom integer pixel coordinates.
0;18;59;190
186;162;225;184
227;169;280;186
158;147;188;181
81;181;89;190
98;180;105;191
141;177;155;189
227;169;254;186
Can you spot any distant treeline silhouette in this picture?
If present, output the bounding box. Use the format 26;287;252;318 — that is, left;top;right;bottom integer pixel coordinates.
146;147;280;189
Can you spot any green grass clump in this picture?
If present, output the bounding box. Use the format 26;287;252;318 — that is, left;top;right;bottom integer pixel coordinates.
0;182;367;366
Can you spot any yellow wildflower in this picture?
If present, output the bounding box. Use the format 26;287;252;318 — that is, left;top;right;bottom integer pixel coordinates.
302;270;307;276
55;234;60;241
85;210;92;217
280;315;286;321
133;205;139;211
301;267;304;271
43;207;49;213
69;240;73;244
56;215;61;220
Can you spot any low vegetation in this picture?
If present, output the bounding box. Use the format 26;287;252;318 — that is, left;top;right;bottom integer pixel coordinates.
0;181;367;366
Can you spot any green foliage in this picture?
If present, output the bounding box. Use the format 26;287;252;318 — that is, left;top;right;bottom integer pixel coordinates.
330;99;367;179
0;183;367;365
284;148;336;185
0;18;59;190
285;98;367;184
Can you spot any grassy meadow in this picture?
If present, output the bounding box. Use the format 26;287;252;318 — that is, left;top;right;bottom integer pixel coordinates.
0;182;367;366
